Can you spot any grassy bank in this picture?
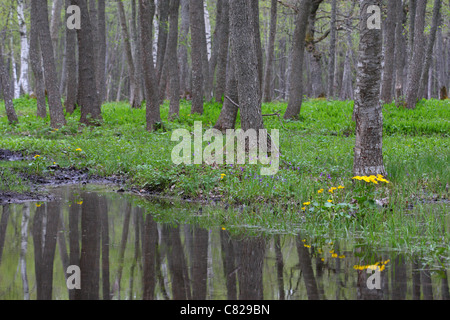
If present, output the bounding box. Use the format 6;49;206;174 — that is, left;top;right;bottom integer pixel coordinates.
1;97;449;267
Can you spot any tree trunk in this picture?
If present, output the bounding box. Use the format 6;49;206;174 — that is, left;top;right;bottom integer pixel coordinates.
65;0;78;114
97;0;107;104
72;0;102;125
190;0;205;114
140;0;161;132
156;0;170;85
29;0;47;118
214;48;239;131
380;0;397;104
214;0;230;102
229;0;264;131
117;0;141;108
17;0;30;95
178;0;190;94
167;0;181;118
284;0;312;119
262;0;278;103
34;0;66;128
353;0;386;177
0;44;18;123
418;0;442;98
327;0;337;99
394;1;407;102
405;0;427;109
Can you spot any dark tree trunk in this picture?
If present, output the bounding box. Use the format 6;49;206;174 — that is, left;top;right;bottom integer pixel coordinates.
394;1;407;102
140;0;161;132
65;0;78;114
262;0;278;102
72;0;103;125
418;0;442;98
284;0;312;119
97;0;107;104
190;0;205;114
29;2;47;119
214;0;230;102
34;0;66;128
156;0;170;85
405;0;428;109
117;0;141;109
229;0;265;131
214;49;239;131
380;0;398;104
353;0;386;177
178;0;190;94
327;0;337;99
167;0;181;118
0;44;18;124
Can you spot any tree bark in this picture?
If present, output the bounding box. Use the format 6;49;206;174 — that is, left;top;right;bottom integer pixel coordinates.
418;0;442;98
214;0;230;102
190;0;206;114
283;0;312;119
72;0;102;124
166;0;181;118
117;0;141;108
97;0;107;104
229;0;264;131
17;0;30;95
214;48;239;131
34;0;66;128
353;0;386;177
65;0;78;114
0;43;18;124
178;0;190;94
380;0;398;104
140;0;161;132
405;0;428;109
327;0;337;99
29;0;47;118
262;0;278;102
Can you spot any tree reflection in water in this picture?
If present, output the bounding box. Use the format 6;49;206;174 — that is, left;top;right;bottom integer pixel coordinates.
0;186;448;300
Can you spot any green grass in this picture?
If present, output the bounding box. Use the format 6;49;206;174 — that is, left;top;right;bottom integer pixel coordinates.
0;96;449;268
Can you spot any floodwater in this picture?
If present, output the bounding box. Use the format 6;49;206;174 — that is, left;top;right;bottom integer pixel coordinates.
0;185;448;300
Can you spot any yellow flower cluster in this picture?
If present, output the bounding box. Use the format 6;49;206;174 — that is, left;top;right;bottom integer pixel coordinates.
353;259;390;271
352;175;390;184
220;174;226;180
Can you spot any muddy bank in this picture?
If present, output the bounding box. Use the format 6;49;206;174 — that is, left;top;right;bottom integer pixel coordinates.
0;191;53;205
1;148;124;204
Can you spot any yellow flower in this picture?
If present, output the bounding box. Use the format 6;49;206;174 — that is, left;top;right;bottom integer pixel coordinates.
301;207;306;211
318;189;324;194
331;253;338;258
304;244;311;248
36;203;42;207
321;258;325;262
338;185;345;189
328;189;334;193
352;176;363;180
327;200;333;203
339;255;345;259
75;148;82;152
76;201;83;205
220;174;226;179
34;155;40;159
221;227;226;231
303;202;311;206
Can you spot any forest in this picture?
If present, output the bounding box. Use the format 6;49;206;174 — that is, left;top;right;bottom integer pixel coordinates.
0;0;449;301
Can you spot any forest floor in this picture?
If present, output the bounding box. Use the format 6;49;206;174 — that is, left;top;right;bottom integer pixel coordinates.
1;97;449;265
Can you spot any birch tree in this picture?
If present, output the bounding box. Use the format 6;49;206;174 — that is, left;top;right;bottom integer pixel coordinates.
353;0;386;177
17;0;29;95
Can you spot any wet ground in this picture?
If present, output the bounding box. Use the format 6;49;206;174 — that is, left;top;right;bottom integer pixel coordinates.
0;185;449;300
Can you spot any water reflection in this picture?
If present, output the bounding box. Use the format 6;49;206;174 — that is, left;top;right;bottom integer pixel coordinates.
0;186;448;300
